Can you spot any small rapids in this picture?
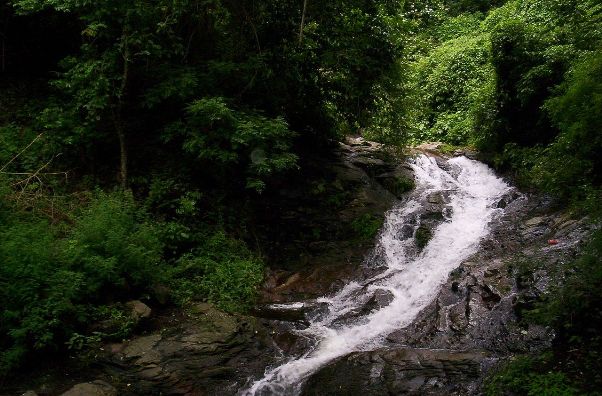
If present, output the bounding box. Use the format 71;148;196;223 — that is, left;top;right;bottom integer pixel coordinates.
242;154;511;396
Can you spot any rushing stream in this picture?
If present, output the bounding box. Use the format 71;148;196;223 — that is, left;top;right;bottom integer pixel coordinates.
243;154;511;395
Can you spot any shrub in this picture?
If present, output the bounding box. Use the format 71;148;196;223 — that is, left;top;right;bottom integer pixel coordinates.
485;354;577;396
165;97;298;193
0;191;164;375
535;50;602;199
411;33;495;145
168;231;264;313
63;191;165;296
0;217;80;374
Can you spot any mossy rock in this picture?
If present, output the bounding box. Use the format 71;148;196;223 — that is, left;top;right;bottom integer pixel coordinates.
415;226;432;249
378;174;415;198
351;214;384;240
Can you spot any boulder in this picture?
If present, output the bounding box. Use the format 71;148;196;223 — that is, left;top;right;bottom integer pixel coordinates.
60;381;117;396
125;300;152;321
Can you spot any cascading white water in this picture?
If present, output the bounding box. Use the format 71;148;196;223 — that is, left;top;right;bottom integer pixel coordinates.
243;154;511;396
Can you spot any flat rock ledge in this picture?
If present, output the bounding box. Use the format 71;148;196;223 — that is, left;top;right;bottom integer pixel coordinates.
302;348;488;396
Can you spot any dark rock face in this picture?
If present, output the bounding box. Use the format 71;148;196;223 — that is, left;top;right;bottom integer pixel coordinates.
302;348;487;396
99;303;279;395
259;137;412;304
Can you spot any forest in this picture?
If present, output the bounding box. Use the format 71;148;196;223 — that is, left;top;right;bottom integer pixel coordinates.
1;0;601;394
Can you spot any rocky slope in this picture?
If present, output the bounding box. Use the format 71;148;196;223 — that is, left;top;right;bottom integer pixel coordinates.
302;151;595;395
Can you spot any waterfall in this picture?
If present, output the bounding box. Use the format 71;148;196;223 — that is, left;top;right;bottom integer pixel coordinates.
243;154;511;395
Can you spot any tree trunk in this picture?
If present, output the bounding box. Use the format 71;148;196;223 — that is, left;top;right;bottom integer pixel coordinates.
117;124;128;190
115;34;130;189
299;0;308;44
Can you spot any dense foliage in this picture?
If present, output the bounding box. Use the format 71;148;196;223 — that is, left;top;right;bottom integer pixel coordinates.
0;0;406;376
400;0;602;205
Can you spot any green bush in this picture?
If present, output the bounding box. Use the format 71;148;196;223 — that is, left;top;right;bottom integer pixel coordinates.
404;0;602;209
165;97;298;193
0;184;265;375
64;191;165;295
485;354;577;396
0;217;78;374
535;50;602;199
168;231;264;313
411;33;495;145
0;191;164;374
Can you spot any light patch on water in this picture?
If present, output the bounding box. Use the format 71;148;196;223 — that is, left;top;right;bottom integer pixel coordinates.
268;302;306;310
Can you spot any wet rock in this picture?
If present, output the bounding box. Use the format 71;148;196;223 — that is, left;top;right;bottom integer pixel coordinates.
274;273;302;291
377;172;415;198
496;191;521;209
396;224;415;240
256;137;406;305
331;163;368;186
252;303;308;323
453;148;479;160
302;348;487;396
420;191;452;223
122;334;162;364
346;137;381;149
350;153;396;177
384;193;591;377
438;286;462;307
451;281;460;293
521;216;554;240
448;302;469;332
479;284;502;310
60;381;117;396
525;216;547;227
351;155;387;170
365;289;395;311
422;205;445;221
416;142;446;154
330;290;396;327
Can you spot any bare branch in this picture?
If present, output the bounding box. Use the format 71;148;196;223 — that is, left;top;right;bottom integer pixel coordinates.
0;132;44;172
